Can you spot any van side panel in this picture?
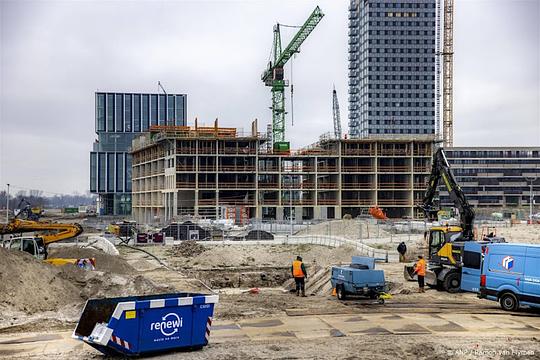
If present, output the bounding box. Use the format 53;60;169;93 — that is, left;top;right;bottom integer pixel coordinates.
486;245;525;295
522;247;540;305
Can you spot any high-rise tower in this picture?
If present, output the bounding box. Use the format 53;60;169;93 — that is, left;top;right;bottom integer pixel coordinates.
348;0;438;138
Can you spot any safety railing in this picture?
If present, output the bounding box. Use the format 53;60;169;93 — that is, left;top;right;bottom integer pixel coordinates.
341;165;374;172
282;182;315;189
341;199;373;205
218;182;256;189
258;182;279;189
378;182;410;190
317;199;338;205
377;199;411;206
218;165;256;172
341;182;373;189
317;183;339;189
378;165;411;172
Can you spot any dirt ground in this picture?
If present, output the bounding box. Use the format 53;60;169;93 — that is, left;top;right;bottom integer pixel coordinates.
1;223;540;359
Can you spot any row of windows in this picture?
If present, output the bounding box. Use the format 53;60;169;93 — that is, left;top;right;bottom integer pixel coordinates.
90;152;132;193
354;38;435;47
96;93;186;133
365;93;435;99
368;119;434;125
366;57;435;63
446;151;540;158
366;3;436;10
366;110;435;116
368;66;435;72
367;128;434;134
450;159;540;165
454;169;540;176
365;84;435;90
455;177;540;185
367;48;434;54
366;102;435;107
366;74;435;81
365;28;436;36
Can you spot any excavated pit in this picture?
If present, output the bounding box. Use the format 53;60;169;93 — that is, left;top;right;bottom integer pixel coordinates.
188;267;291;289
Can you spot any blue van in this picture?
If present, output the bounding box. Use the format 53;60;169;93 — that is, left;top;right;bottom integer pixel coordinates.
479;243;540;311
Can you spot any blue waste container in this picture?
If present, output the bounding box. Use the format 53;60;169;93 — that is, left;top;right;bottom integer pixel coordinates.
72;292;218;356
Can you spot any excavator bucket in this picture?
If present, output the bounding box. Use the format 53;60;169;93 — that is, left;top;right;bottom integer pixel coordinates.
403;265;417;281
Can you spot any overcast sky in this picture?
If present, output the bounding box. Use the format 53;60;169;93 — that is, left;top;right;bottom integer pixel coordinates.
1;0;539;195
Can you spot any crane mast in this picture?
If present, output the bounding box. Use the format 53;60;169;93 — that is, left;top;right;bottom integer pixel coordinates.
261;6;324;151
332;87;342;139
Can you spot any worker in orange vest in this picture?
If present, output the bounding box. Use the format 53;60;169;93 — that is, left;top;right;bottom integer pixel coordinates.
414;255;426;293
291;256;308;297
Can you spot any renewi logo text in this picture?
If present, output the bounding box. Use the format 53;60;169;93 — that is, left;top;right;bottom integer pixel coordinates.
150;313;183;337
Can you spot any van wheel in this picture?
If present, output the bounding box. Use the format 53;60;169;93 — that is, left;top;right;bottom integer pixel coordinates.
443;272;461;293
499;292;518;311
336;285;347;301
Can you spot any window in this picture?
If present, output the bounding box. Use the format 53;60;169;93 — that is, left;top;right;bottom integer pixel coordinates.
158;94;166;125
98;153;106;192
90;153;97;192
150;95;158;126
133;94;141;132
96;94;105;132
125;156;132;192
107;153;115;192
115;94;123;132
107;94;114;132
116;153;124;192
124;94;132;132
142;94;149;130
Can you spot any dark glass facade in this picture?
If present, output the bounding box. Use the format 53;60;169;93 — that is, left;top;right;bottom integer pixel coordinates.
90;92;187;215
440;148;540;208
348;0;437;138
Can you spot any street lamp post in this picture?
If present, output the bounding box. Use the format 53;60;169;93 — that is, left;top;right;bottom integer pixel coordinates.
5;183;9;224
111;134;122;215
525;176;537;224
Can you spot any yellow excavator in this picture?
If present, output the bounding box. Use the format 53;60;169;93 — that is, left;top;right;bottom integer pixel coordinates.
404;148;505;292
0;216;89;266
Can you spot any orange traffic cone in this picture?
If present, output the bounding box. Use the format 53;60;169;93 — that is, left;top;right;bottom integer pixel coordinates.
331;288;336;296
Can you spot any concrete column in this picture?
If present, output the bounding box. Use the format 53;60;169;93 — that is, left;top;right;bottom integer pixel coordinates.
276;206;284;221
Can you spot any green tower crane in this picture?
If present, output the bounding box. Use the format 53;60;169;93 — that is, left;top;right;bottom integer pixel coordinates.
261;6;324;152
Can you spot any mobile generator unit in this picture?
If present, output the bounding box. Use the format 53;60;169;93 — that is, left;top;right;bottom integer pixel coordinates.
330;256;391;303
73;293;218;356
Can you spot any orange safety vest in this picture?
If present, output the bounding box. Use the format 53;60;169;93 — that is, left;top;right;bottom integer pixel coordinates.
292;260;304;278
415;258;426;276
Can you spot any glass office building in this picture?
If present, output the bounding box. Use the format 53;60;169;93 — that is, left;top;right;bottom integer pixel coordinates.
348;0;438;138
440;148;540;208
90;92;187;215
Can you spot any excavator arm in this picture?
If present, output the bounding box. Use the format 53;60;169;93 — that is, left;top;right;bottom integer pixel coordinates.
421;148;475;240
0;218;83;245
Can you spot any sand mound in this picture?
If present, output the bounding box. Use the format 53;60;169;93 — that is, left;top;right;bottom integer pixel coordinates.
168;241;207;257
0;247;170;314
0;247;81;313
296;219;392;239
169;244;361;270
48;246;134;274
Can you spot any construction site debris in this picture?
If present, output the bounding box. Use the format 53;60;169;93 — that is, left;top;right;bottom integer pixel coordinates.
48;247;133;274
0;247;169;315
162;221;211;241
295;219;392;239
168;240;207;257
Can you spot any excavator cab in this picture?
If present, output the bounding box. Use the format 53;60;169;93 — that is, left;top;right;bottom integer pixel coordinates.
427;226;465;267
3;236;47;260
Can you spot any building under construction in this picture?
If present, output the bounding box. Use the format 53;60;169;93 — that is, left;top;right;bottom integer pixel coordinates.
130;122;434;224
